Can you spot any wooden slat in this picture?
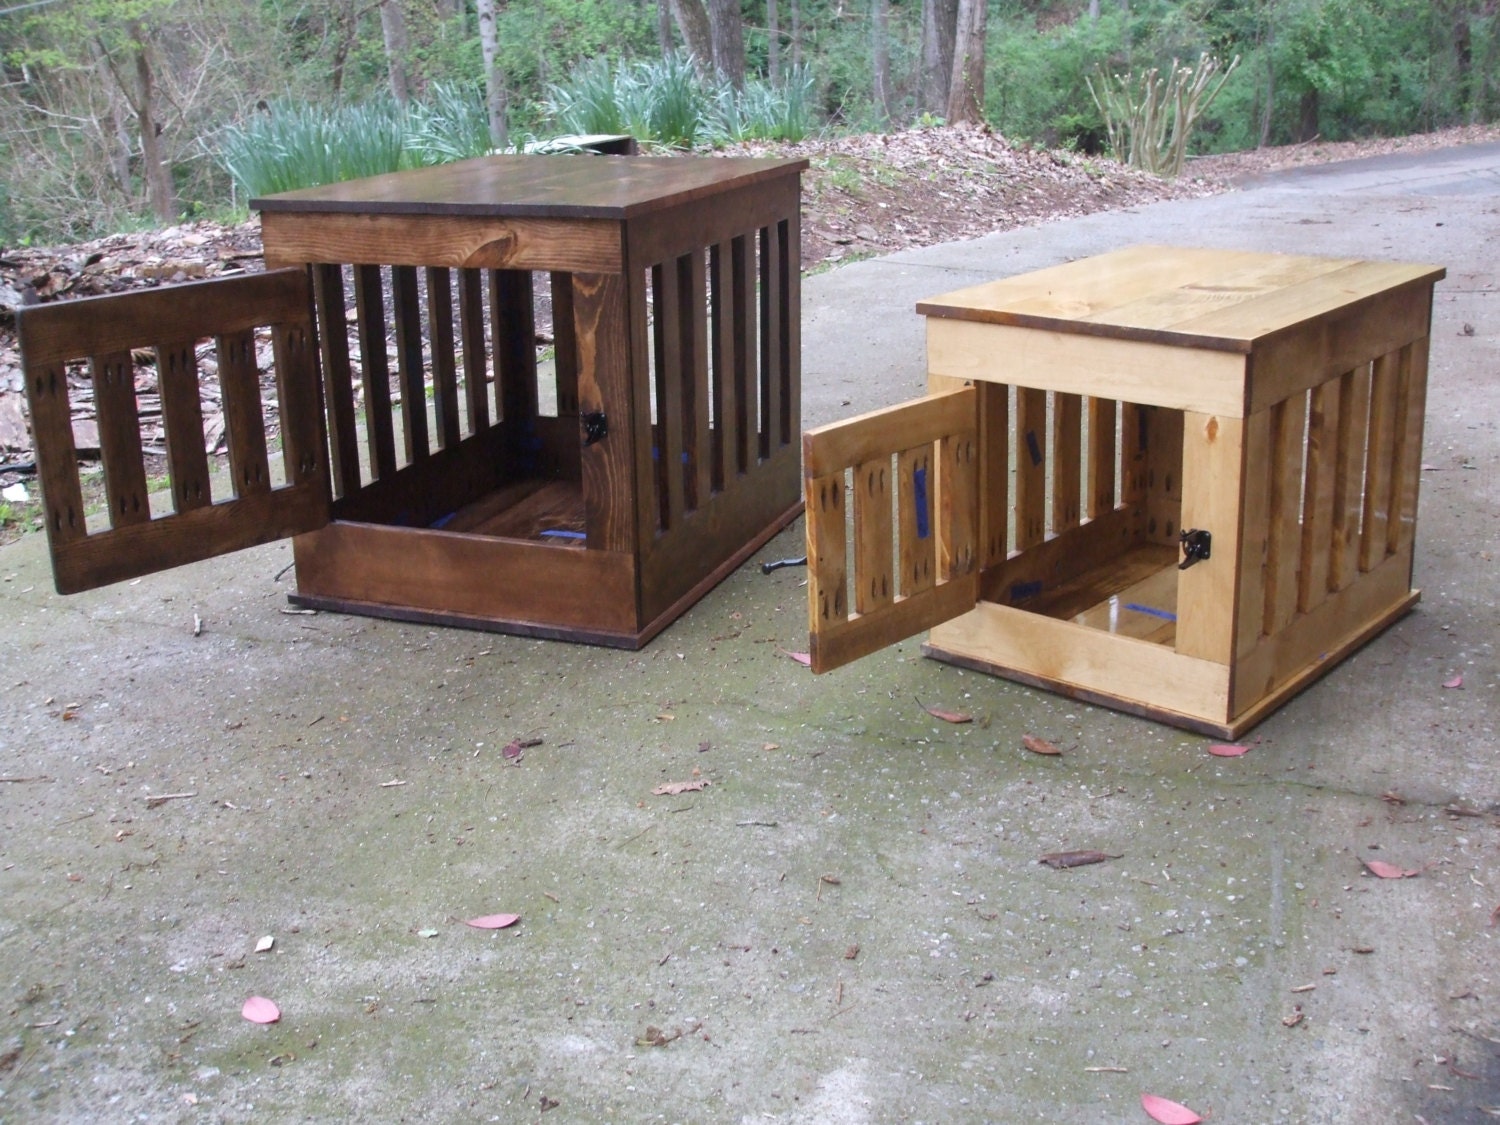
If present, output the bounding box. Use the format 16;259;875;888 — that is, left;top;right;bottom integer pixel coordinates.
978;381;1009;567
216;329;271;499
898;445;936;597
1051;391;1082;534
1120;401;1148;508
1262;393;1307;634
1086;396;1116;519
352;264;398;481
1013;387;1047;550
627;266;658;550
803;387;975;476
759;223;783;458
426;267;461;449
681;251;712;510
1177;412;1243;665
311;264;360;497
853;457;893;613
1360;348;1402;572
491;269;538;429
780;217;800;452
156;338;211;512
806;470;848;629
1388;334;1429;558
709;242;736;491
731;234;757;474
573;271;638;554
90;351;150;524
23;361;86;548
941;427;978;580
1142;405;1184;544
550;271;579;416
457;268;490;433
1297;376;1342;613
1329;364;1372;592
652;259;686;531
271;317;327;489
1235;409;1272;658
391;265;428;465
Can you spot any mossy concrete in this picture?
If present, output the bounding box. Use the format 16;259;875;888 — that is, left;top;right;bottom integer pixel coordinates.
3;150;1499;1123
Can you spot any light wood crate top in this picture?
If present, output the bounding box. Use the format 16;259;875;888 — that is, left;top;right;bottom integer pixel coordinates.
252;154;807;221
917;245;1444;354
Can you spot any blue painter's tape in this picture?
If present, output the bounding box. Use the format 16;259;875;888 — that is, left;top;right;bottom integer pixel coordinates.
1025;430;1043;466
1010;581;1043;602
1124;602;1177;622
913;466;930;539
430;512;456;529
540;529;587;540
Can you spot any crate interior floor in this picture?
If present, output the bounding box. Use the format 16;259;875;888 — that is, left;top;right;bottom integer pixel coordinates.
1017;542;1179;646
437;479;586;544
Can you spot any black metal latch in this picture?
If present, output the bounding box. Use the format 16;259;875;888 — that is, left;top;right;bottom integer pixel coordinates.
581;411;608;445
1178;528;1212;570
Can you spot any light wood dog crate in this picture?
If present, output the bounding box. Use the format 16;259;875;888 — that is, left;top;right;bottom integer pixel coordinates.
804;246;1444;737
21;155;805;647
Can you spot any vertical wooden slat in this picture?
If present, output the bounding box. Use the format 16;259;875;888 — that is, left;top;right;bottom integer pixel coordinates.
853;457;893;613
731;233;757;474
550;271;580;416
573;271;638;554
457;268;489;434
941;428;978;580
709;242;736;491
1086;396;1117;519
681;251;711;511
271;318;325;488
1143;405;1185;543
806;471;848;629
1051;391;1082;534
651;261;686;531
491;269;538;426
1297;376;1342;613
1262;393;1307;635
978;382;1009;567
1388;337;1428;558
1360;350;1401;572
156;339;210;511
1120;400;1148;507
779;217;799;450
759;224;783;459
352;264;397;481
1236;408;1273;658
26;362;87;544
425;267;461;450
311;264;360;497
1013;386;1047;550
90;351;150;524
1329;364;1372;591
215;329;271;500
391;265;427;464
1178;412;1244;666
898;445;936;596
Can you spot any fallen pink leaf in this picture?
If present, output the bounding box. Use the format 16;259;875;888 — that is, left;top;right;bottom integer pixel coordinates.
1039;849;1121;869
1141;1092;1202;1124
781;649;812;666
1442;674;1464;689
465;913;521;929
1208;743;1250;757
919;699;973;724
1022;734;1063;756
652;779;710;796
502;740;524;762
241;996;280;1024
1362;858;1421;880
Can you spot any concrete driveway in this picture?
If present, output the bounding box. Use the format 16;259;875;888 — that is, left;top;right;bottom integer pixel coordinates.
1;146;1497;1123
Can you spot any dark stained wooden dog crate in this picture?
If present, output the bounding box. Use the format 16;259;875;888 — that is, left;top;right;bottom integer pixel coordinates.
21;155;806;647
803;246;1444;737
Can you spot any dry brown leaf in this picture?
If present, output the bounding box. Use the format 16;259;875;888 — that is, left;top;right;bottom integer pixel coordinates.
1038;850;1121;869
918;698;972;724
1362;858;1421;879
1022;734;1062;756
652;779;709;796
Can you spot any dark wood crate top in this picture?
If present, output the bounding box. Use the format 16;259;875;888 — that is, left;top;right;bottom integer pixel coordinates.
917;245;1445;353
252;154;808;221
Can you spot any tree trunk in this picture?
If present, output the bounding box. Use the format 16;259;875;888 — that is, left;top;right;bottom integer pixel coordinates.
791;0;802;67
669;0;715;73
1089;0;1100;18
707;0;746;88
919;0;958;117
131;35;177;222
379;0;411;105
768;0;781;81
946;0;987;125
658;0;675;56
476;0;507;149
872;0;891;125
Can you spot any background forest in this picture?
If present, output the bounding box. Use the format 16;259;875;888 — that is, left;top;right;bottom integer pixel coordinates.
1;0;1497;246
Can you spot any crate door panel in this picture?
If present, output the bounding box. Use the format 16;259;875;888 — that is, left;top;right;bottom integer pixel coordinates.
19;269;331;593
804;387;980;672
